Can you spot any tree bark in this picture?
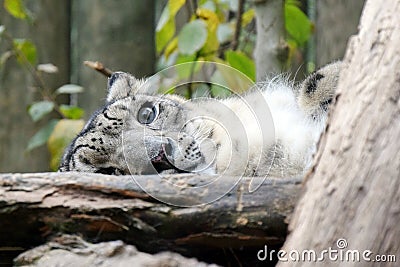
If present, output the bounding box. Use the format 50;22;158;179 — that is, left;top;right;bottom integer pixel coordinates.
0;172;301;265
253;0;288;81
14;235;217;267
279;1;400;266
315;0;365;67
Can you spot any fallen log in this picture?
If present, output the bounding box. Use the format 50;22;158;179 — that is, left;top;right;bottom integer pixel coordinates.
0;172;301;265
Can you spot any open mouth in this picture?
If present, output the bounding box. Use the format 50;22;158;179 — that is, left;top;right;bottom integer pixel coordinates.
150;145;186;173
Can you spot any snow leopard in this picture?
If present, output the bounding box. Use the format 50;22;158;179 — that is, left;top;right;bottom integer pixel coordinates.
59;61;341;177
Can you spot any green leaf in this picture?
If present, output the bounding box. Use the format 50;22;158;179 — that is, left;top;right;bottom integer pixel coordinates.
164;37;178;58
214;58;255;94
156;18;175;53
28;101;54;122
37;63;58;73
175;54;201;79
178;20;208;55
47;119;85;171
217;23;234;43
156;0;186;53
286;0;301;7
241;9;255;27
200;0;216;11
26;119;58;151
225;50;256;81
59;105;84;120
168;0;186;15
156;4;171;31
196;8;220;57
4;0;28;19
285;4;312;46
55;84;84;94
13;39;37;65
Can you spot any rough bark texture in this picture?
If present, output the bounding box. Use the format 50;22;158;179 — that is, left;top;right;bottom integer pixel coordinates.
0;172;301;266
253;0;287;81
279;1;400;266
14;235;218;267
315;0;365;67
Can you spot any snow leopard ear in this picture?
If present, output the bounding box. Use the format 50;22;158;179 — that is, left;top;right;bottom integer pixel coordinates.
298;61;342;119
106;72;154;102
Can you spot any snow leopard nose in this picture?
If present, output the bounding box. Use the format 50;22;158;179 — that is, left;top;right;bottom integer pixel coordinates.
164;138;174;159
108;72;124;88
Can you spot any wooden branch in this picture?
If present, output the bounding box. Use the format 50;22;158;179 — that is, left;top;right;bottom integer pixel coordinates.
0;172;301;264
231;0;245;51
84;60;113;77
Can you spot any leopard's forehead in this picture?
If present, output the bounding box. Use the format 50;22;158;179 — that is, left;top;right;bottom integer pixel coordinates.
121;93;186;108
135;93;186;106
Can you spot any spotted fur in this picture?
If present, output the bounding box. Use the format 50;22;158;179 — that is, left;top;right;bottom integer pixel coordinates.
59;62;342;177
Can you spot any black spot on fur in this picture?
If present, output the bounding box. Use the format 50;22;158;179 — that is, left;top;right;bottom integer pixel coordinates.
108;72;121;88
207;129;214;139
104;111;119;121
67;144;91;168
116;105;129;111
80;156;91;165
95;167;124;175
306;73;324;94
320;98;333;112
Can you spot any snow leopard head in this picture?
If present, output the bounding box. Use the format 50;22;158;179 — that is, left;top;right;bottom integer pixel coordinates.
59;72;215;175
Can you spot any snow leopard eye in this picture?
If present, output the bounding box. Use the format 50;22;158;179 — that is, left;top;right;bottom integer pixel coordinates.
137;102;159;124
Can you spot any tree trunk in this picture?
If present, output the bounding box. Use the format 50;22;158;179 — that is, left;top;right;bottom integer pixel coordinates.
253;0;288;81
0;172;301;266
279;0;400;266
315;0;365;67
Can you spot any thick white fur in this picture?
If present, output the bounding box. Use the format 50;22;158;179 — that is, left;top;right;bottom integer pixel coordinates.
259;79;325;175
191;77;326;177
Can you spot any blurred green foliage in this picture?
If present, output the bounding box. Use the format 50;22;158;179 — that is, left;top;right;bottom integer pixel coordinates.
1;0;84;170
0;0;313;170
155;0;312;98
